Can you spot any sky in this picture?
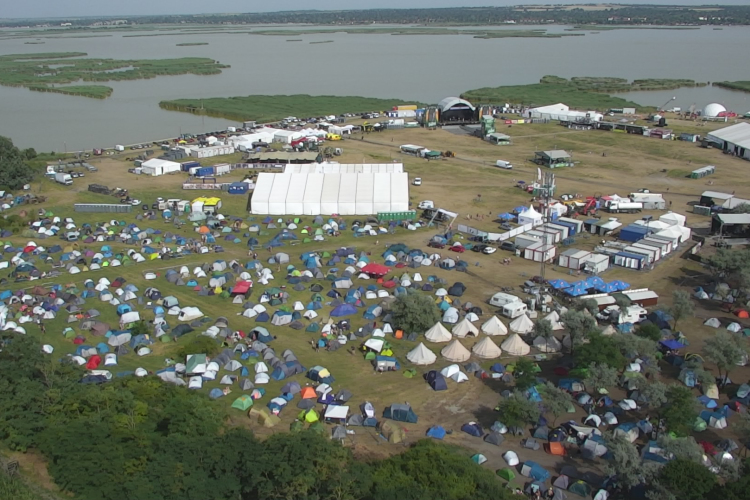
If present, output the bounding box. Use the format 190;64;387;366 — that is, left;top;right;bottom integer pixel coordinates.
3;0;748;20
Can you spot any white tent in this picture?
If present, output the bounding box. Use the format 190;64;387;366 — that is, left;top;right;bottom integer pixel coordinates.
481;316;508;336
533;335;562;353
425;322;452;343
509;314;534;334
441;339;471;362
452;317;479;338
442;307;459;324
406;342;437;365
178;307;204;321
518;205;543;226
471;337;502;359
440;364;469;383
704;317;720;328
501;334;531;356
543;311;565;331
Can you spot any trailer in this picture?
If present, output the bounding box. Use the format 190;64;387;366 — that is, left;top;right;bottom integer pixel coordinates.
558;249;591;270
400;144;424;156
583;253;610;274
523;241;556;262
629;193;666;210
181;160;201;172
614;251;647;270
557;217;583;235
606;201;643;214
213;163;231;176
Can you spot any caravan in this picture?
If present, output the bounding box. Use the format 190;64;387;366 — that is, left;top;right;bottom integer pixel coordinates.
502;301;528;319
489;292;521;308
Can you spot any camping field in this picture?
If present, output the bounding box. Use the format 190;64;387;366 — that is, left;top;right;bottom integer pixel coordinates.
6;115;750;489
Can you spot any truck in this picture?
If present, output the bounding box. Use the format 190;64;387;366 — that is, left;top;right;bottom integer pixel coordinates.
114;145;125;152
418;200;434;209
495;160;513;169
606;201;643;214
55;172;73;186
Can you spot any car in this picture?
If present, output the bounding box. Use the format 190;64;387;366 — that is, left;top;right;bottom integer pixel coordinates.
482;246;497;255
500;241;517;252
418;200;434;210
469;235;488;243
449;245;465;253
471;244;488;253
413;177;422;186
428;241;445;249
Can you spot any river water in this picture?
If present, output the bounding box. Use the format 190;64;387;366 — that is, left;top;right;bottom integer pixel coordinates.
0;25;748;151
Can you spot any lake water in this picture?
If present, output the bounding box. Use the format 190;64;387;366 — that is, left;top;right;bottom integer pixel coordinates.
1;25;749;151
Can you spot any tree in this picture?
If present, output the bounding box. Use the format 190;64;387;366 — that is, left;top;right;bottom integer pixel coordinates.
538;382;573;425
574;332;626;369
574;298;599;316
533;318;553;339
661;385;699;437
176;335;221;360
669;290;693;331
603;433;659;490
614;294;631;311
613;334;659;361
130;320;150;337
657;435;704;462
0;136;35;189
561;309;598;354
635;323;662;342
369;440;511;500
391;291;441;335
495;391;540;428
21;147;37;160
640;380;668;408
655;458;716;500
704;331;747;386
584;363;618;394
513;357;537;391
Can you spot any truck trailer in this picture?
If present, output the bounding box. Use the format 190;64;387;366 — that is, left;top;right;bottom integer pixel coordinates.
606;202;643;214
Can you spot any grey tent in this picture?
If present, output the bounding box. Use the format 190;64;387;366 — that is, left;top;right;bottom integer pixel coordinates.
553;475;570;489
347;414;364;426
332;426;347;440
239;379;254;391
335;389;353;403
297;399;316;409
282;381;301;394
484;432;505;446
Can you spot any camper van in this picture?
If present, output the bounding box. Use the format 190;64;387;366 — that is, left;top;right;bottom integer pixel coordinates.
489;292;521;308
495;160;513;170
599;305;647;324
502;301;528;319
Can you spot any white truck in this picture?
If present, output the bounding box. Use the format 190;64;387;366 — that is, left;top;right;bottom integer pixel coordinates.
418;200;434;209
55;172;73;186
606;201;643;214
495;160;513;169
114;145;125;152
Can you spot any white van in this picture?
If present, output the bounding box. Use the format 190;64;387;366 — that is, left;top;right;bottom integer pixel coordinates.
502;301;528;319
495;160;513;169
489;292;521;308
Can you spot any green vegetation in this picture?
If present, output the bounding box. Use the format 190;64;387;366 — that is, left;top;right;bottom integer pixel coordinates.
310;40;334;44
176;42;208;46
0;335;511;500
250;26;582;39
0;52;228;99
159;94;423;122
391;292;441;335
0;475;46;500
27;84;113;99
714;81;750;93
0;136;36;190
462;75;703;111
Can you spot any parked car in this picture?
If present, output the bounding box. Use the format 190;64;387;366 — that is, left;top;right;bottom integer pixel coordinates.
413;177;422;186
500;241;517;252
469;235;489;243
428;241;445;249
482;246;497;255
471;244;488;253
449;245;465;253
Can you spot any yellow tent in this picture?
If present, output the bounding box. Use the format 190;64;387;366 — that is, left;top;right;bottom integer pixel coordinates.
250;408;280;428
298;409;319;423
149;253;159;260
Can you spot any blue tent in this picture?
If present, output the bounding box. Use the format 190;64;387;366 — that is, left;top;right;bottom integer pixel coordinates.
660;339;685;351
522;461;550;482
611;280;630;291
490;363;505;374
698;395;718;409
208;388;225;399
331;304;357;317
426;425;446;440
548;279;570;290
461;422;484;437
426;370;448;391
564;282;589;297
116;304;132;316
498;213;515;221
513;206;527;213
255;312;270;322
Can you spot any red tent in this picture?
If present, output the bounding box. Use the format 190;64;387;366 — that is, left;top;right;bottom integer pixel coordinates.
699;441;716;455
86;355;101;370
232;280;252;295
361;263;390;277
23;245;36;253
382;280;397;289
735;310;749;319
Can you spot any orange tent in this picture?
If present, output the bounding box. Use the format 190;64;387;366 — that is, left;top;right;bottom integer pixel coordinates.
198;226;210;234
394;329;404;339
300;387;316;399
545;442;566;456
735;310;749;319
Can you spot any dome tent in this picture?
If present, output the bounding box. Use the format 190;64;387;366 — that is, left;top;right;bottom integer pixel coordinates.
703;102;727;118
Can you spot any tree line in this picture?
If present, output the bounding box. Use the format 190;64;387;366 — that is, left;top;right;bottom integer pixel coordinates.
0;333;512;500
6;6;750;28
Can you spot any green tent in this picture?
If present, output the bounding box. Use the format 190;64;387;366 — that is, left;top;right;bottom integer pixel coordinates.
306;323;320;333
186;354;207;373
303;238;312;243
290;420;304;432
693;417;707;432
293;218;300;224
497;468;516;481
569;481;592;497
321;251;331;258
365;352;376;361
403;369;417;378
231;395;253;411
298;409;319;423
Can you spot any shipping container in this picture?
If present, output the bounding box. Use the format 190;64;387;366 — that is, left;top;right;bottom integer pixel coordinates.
75;203;132;213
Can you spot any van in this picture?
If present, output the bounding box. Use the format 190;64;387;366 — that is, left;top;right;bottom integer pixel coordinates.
502;301;528;319
495;160;513;169
489;292;521;308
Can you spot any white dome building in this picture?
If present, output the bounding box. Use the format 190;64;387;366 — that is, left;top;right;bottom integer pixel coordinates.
703;103;727;118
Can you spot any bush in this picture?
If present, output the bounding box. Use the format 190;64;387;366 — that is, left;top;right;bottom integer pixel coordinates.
176;335;220;359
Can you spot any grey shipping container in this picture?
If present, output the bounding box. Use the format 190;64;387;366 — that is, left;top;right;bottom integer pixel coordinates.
75;204;133;213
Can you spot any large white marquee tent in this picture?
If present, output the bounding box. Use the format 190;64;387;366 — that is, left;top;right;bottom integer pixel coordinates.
251;172;409;215
284;163;404;174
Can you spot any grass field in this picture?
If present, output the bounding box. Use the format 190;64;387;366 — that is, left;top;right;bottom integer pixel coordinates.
7;117;750;491
159;95;425;122
0;52;229;99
